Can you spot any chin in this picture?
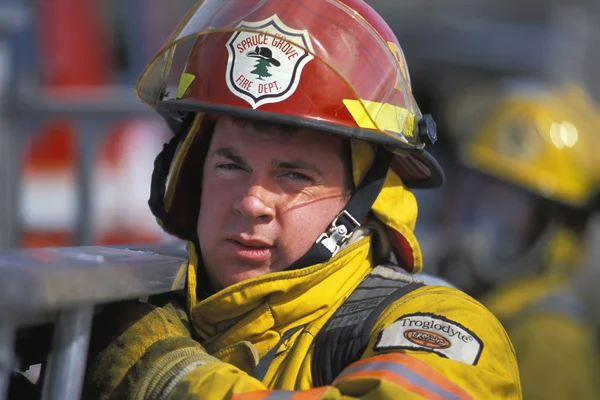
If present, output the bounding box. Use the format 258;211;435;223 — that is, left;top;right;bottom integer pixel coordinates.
220;264;273;287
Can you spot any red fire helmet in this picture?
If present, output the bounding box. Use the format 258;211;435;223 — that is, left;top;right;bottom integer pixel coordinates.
138;0;444;264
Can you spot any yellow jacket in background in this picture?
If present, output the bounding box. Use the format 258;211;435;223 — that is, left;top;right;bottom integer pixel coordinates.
84;236;521;399
483;275;600;400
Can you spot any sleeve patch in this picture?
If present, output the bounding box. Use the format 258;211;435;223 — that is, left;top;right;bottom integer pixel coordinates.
374;312;484;365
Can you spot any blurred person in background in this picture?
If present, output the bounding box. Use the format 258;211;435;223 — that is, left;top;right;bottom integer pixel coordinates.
78;0;523;398
433;78;600;400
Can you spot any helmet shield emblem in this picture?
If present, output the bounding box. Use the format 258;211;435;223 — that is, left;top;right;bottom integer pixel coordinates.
225;14;315;109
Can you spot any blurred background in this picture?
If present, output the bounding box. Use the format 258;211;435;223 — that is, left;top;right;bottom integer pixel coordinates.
1;0;600;397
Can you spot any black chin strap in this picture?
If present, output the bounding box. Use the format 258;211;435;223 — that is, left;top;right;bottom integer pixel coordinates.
286;147;393;270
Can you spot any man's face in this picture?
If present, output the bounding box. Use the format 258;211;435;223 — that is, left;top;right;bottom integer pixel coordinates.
197;117;348;289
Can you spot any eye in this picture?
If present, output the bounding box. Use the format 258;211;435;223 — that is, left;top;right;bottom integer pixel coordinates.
282;171;313;182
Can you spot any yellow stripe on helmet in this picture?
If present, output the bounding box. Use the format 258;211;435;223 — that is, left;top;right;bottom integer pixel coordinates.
342;99;415;140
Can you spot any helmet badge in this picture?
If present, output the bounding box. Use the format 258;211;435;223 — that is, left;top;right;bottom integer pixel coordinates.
225;14;314;109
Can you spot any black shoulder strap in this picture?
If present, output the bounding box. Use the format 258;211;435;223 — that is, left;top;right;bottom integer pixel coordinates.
311;265;424;386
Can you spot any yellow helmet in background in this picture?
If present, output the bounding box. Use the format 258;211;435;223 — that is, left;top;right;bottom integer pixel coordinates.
432;80;600;293
461;81;600;210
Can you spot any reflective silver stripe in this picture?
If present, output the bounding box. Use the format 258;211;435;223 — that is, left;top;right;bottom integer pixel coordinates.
349;287;398;300
336;361;464;400
264;391;294;400
161;360;207;400
263;389;326;399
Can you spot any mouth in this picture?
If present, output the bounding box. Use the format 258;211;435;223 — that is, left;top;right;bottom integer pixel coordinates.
233;241;272;249
227;237;275;263
229;236;274;249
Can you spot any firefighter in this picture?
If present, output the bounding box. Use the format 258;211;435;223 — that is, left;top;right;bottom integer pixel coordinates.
83;1;521;398
435;79;600;399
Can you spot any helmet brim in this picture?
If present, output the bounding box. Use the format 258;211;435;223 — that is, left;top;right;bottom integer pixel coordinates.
157;99;444;189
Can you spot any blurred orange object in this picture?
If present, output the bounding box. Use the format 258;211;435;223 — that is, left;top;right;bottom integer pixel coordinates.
21;120;169;248
21;121;78;248
92;120;171;246
37;0;111;87
21;0;109;248
21;0;167;248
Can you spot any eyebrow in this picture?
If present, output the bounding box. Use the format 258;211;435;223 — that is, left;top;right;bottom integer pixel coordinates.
273;160;324;177
212;148;324;177
212;148;247;166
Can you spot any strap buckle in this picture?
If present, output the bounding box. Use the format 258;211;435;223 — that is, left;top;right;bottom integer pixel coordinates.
316;210;361;257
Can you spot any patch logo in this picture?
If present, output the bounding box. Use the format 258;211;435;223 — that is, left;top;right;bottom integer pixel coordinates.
404;329;450;349
374;313;484;365
225;14;314;109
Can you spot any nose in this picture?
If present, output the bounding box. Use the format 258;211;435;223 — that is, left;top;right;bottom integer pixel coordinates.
234;186;276;222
